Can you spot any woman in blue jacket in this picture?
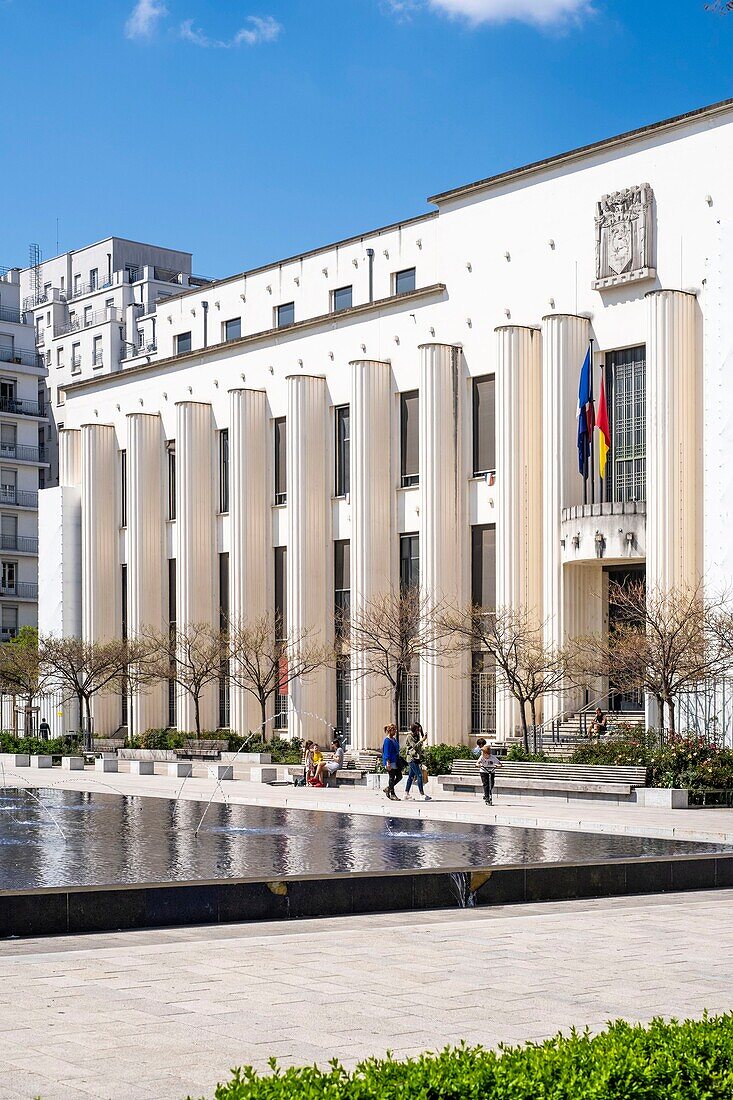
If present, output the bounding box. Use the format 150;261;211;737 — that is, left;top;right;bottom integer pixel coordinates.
382;724;403;801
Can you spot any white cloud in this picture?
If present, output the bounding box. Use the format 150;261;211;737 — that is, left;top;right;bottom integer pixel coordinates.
180;13;282;47
125;0;168;39
387;0;593;27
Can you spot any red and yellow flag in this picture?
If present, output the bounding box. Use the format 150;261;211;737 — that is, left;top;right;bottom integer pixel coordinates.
597;372;611;481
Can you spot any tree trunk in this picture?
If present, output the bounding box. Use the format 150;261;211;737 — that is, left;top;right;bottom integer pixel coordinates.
519;702;529;754
260;696;267;742
193;693;201;737
667;695;676;736
530;699;539;753
83;694;93;750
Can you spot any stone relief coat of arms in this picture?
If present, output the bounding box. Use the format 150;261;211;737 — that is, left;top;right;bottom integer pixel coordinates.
594;183;655;289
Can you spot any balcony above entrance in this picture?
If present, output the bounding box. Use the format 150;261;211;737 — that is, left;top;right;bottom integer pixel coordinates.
560;500;645;566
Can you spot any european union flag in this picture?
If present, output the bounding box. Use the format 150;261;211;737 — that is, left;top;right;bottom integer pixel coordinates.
577;346;594;478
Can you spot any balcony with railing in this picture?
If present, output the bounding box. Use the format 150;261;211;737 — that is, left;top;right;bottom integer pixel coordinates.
0;581;38;600
0;395;46;418
0;347;44;370
54;306;123;338
67;277;115;301
0;489;38;509
0;306;22;325
0;443;48;464
0;534;38;554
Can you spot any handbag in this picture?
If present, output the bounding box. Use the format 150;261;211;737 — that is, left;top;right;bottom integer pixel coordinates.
421;764;429;785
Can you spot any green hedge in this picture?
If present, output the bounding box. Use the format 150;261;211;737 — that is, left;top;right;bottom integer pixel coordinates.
194;1015;733;1099
571;728;733;790
0;732;82;755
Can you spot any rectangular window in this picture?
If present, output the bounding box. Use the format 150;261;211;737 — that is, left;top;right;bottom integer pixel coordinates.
120;449;127;527
224;318;241;342
276;302;295;329
400;391;419;487
56;347;64;368
90;268;98;291
73;274;81;295
607;345;646;504
274;546;287;640
71;342;81;371
472;376;496;477
121;564;128;639
274;417;287;504
1;604;18;639
332;286;353;312
334;539;351;640
219;429;229;513
167;558;176;728
219;552;230;728
167;442;176;520
175;331;192;355
1;561;16;593
126;264;139;284
471;524;496;610
394;267;416;295
121;563;129;726
335;405;350;497
400;533;419;590
93;335;102;367
84;305;92;326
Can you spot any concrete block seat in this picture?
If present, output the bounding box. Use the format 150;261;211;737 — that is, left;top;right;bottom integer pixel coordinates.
29;755;53;769
129;760;155;776
0;753;30;767
438;761;648;802
61;756;85;771
286;751;381;787
95;757;118;773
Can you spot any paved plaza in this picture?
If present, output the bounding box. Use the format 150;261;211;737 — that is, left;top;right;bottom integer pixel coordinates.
0;890;731;1100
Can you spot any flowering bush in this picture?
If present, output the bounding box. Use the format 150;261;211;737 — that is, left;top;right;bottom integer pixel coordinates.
571;727;733;789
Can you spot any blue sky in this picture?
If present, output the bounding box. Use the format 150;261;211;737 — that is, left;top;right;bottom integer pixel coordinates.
0;0;731;277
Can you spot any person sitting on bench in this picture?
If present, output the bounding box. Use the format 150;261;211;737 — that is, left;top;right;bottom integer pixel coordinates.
314;739;344;785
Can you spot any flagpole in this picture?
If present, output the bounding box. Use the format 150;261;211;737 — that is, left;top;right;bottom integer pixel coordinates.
585;336;589;503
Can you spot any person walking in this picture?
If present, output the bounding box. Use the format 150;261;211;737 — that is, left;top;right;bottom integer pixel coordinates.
39;717;51;741
476;741;502;805
382;724;403;801
404;722;431;801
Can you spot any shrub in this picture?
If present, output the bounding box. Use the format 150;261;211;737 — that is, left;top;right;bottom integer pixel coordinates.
129;728;186;750
570;728;733;790
195;1014;733;1100
0;732;82;755
227;735;304;764
424;743;474;776
507;743;549;762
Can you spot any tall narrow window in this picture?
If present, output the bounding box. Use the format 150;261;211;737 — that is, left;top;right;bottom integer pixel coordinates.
400;391;419;487
120;449;127;527
168;558;177;728
472;376;496;477
335;405;350;497
121;564;129;726
607;345;646;504
334;540;351;639
471;524;496;610
400;533;419;590
219;429;229;513
274;546;288;730
274;417;287;504
219;552;230;729
167;442;176;520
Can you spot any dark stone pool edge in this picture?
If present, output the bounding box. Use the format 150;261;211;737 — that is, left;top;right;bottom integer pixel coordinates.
2;853;733;938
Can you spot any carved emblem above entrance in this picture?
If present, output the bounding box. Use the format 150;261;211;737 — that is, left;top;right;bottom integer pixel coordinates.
593;183;655;290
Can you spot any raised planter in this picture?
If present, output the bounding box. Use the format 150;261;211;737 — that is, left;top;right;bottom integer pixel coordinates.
635;787;689;809
119;748;178;762
220;751;272;764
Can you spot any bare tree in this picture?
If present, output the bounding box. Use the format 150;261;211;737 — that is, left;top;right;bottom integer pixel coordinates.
348;586;446;733
145;622;228;738
444;603;568;752
0;627;51;736
40;635;149;748
227;613;332;738
576;580;730;735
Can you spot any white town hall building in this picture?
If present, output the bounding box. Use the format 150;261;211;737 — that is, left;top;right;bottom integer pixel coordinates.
37;98;733;746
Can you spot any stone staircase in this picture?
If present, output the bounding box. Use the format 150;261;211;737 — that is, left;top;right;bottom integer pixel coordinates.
541;710;645;759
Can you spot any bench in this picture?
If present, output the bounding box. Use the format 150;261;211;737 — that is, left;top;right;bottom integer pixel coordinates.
287;751;381;788
438;760;648;803
175;739;228;760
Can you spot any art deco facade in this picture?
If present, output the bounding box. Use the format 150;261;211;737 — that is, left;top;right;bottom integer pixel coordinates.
39;99;733;745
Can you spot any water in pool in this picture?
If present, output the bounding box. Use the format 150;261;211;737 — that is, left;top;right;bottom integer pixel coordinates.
0;787;729;890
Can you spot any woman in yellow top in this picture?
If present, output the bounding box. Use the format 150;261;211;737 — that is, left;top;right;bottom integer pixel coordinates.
308;744;324;786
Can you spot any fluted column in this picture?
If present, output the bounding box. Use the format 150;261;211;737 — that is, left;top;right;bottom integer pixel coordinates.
59;428;81;487
350;360;392;749
542;314;589;721
229;388;269;736
646;290;702;591
81;423;120;735
495;325;543;739
175;401;217;732
419;343;466;745
127;413;167;735
286;375;330;742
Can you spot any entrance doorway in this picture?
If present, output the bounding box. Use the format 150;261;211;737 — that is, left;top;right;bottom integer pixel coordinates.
606;565;645;713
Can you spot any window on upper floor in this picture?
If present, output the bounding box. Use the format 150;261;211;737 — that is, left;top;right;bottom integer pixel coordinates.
472;376;495;477
167;442;176;520
73;274;81;295
332;286;353;312
274;546;287;641
335;405;350;498
56;347;64;368
224;318;241;342
276;302;295;329
93;335;103;367
219;429;229;514
71;342;81;371
125;264;139;284
400;390;419;488
334;539;350;640
471;524;496;611
394;268;416;295
175;331;192;355
84;306;92;326
90;269;98;291
120;450;127;527
274;417;287;504
399;533;419;590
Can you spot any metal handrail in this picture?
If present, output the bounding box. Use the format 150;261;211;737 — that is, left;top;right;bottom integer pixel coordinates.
0;581;38;599
0;396;45;418
0;444;47;463
0;535;38;553
54;306;123;338
0;489;38;508
0;306;22;325
67;277;114;301
0;347;44;369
